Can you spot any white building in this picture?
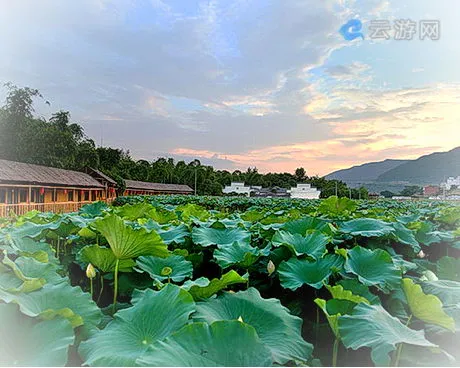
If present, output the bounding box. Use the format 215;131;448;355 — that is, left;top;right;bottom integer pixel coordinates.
287;183;321;199
222;182;252;197
441;176;460;190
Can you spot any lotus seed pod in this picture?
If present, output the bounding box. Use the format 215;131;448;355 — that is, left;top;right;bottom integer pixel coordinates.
267;260;275;275
86;263;96;279
161;266;173;276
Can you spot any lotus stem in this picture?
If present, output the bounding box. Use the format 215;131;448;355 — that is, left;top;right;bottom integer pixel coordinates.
112;258;120;314
56;238;60;257
394;315;412;367
97;273;104;304
332;337;339;367
90;277;93;299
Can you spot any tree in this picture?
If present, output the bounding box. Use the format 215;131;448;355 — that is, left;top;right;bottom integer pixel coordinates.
380;190;395;198
294;167;306;182
400;186;422;197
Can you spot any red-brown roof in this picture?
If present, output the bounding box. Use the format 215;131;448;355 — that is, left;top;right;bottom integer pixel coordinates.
124;179;193;193
0;159;104;188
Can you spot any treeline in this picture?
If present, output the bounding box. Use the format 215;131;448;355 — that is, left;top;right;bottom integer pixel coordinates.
0;84;368;198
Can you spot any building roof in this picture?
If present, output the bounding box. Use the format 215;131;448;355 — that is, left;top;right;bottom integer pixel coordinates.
124;179;193;193
0;159;105;188
86;167;117;185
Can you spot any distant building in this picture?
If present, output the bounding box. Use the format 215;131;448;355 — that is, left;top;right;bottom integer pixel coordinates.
368;192;382;200
222;182;253;197
441;176;460;190
124;180;193;196
287;183;321;199
251;186;290;198
423;185;440;197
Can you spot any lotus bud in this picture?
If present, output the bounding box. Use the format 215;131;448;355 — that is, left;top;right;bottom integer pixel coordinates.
417;250;426;258
237;316;244;323
422;270;438;281
267;260;275;276
86;263;96;279
161;266;173;277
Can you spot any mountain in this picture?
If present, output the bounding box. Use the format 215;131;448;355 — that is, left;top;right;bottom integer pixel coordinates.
325;159;409;183
376;147;460;185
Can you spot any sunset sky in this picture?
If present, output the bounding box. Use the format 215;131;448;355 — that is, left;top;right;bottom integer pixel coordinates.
1;0;459;176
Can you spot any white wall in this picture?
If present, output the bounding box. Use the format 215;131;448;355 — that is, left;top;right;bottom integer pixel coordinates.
222;182;251;196
288;183;321;199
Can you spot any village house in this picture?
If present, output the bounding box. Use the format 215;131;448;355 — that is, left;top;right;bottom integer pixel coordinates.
0;159;116;217
287;183;321;199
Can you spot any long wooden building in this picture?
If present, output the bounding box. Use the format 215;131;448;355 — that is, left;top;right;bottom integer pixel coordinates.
0;159;117;217
124;179;193;196
0;159;194;217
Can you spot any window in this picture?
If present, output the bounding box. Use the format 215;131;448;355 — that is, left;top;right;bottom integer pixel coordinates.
84;191;89;201
91;191;96;201
68;191;74;201
19;189;27;203
0;189;5;203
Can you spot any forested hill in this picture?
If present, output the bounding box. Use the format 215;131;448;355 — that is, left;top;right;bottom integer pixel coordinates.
325;159;408;183
376;147;460;184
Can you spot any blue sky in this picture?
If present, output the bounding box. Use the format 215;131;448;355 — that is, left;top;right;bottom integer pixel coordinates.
1;0;459;175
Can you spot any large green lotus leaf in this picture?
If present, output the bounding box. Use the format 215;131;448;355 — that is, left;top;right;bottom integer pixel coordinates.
271;230;329;259
192;226;251;247
398;345;457;367
157;224;189;245
194;287;312;364
278;254;344;290
421;280;460;306
0;282;102;329
314;298;357;338
181;270;248;300
402;278;455;332
0;252;46;293
318;196;357;217
115;203;153;220
176;203;210;222
137;321;273;367
79;201;109;217
390;223;420;251
2;254;64;289
282;217;335;236
6;237;55;263
79;284;195;367
415;222;442;246
325;284;370;304
79;245;136;273
337;279;381;304
344;246;401;291
136;255;193;282
92;214;169;259
339;218;394;237
213;242;268;269
0;303;75;367
147;207;178;224
241;210;266;222
339;303;437;366
437;257;460;282
7;220;62;240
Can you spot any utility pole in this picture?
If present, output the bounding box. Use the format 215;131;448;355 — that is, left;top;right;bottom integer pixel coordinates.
335;181;338;197
359;189;361;200
349;188;351;199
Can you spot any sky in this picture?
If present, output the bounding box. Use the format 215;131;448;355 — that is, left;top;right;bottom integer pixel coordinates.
1;0;459;176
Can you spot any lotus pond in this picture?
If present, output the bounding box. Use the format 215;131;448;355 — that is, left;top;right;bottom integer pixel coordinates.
0;196;459;366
